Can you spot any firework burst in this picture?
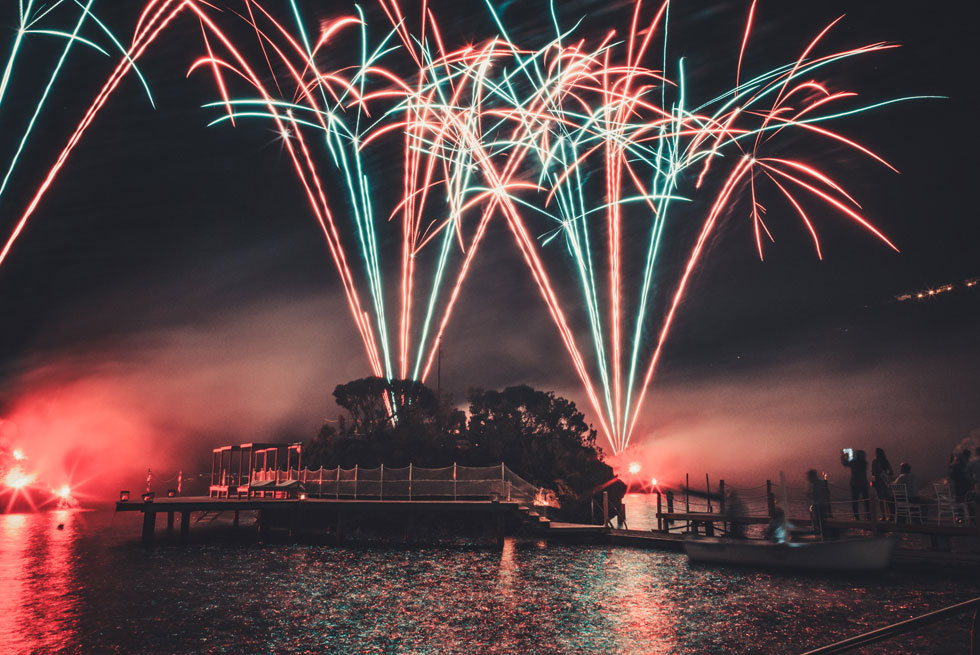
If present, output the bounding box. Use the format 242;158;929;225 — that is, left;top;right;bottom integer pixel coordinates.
1;1;934;455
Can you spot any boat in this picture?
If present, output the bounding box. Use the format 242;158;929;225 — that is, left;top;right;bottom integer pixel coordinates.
684;536;895;572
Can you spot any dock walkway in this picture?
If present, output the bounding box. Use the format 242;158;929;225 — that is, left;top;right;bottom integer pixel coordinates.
115;497;980;568
117;496;565;545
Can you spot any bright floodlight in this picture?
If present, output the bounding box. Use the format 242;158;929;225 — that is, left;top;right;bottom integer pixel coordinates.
628;462;641;475
650;477;658;486
12;449;24;460
57;485;72;499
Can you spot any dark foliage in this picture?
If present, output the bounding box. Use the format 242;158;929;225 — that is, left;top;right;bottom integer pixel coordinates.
305;377;623;522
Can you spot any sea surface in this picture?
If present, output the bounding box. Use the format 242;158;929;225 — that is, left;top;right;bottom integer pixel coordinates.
1;494;978;655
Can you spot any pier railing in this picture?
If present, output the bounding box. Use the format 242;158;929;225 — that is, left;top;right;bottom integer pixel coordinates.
653;476;978;531
652;476;979;542
252;463;540;504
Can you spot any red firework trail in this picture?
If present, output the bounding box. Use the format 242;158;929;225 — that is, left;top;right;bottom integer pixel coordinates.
0;0;189;268
1;1;917;455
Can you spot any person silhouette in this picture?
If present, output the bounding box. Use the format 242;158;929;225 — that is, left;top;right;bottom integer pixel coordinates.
871;448;894;520
841;449;870;520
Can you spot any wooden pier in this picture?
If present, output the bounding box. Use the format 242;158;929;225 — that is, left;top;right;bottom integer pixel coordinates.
651;491;980;542
120;454;614;546
115;496;567;546
121;448;979;561
115;496;980;569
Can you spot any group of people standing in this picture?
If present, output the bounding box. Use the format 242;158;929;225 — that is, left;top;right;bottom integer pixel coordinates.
839;448;907;521
805;448;918;538
743;445;979;541
801;449;899;540
833;446;980;523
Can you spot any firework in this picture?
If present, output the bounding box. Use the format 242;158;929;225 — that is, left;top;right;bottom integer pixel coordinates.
188;2;542;393
1;2;933;455
186;1;931;452
434;0;928;452
0;0;181;267
362;1;926;451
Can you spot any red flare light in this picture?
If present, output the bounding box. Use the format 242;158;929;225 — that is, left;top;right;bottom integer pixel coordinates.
56;485;72;499
12;449;24;461
628;462;641;475
4;467;36;489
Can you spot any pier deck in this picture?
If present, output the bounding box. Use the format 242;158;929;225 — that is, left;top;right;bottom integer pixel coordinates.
115;497;524;513
116;495;979;566
117;496;558;545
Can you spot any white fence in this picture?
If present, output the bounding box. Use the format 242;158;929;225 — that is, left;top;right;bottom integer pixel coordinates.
255;463;540;503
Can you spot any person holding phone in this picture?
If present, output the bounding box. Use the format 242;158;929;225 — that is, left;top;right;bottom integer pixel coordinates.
841;448;870;520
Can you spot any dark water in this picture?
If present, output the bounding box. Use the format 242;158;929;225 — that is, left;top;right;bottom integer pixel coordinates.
2;503;978;655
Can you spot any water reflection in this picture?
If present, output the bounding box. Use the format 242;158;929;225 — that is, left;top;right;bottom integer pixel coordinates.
605;549;681;653
0;509;975;654
0;511;79;655
498;537;516;599
0;514;30;652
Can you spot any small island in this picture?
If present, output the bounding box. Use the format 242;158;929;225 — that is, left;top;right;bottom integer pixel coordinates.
305;377;626;525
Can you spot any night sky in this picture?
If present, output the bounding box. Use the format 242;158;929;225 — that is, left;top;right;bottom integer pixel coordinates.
0;0;976;494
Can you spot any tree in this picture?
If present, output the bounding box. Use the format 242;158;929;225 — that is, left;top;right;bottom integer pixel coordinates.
304;422;337;469
311;379;621;522
332;377;439;437
317;377;455;467
466;385;599;486
332;377;391;436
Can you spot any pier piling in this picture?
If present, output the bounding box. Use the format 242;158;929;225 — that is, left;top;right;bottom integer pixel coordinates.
493;499;504;547
334;511;344;544
719;480;726;535
141;510;155;547
685;474;690;533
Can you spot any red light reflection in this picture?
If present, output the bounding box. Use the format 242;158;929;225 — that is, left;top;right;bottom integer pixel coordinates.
0;511;79;652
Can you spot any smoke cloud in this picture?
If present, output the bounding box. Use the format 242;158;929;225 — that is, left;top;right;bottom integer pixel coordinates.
0;292;364;500
620;333;979;489
1;227;975;502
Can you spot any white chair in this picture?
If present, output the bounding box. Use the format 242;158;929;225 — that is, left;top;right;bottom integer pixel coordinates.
933;481;964;524
891;483;922;523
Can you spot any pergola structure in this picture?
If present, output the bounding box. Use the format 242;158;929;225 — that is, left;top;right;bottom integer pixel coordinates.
209;442;302;498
